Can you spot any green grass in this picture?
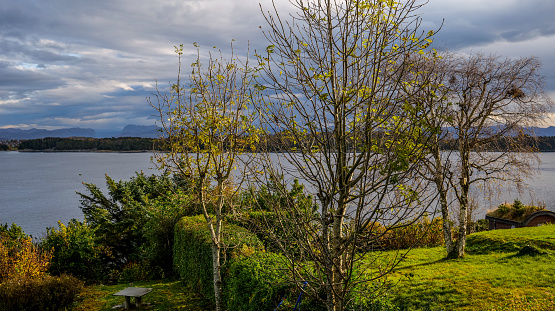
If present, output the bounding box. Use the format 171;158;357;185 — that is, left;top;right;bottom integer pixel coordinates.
386;224;555;310
75;225;555;311
466;224;555;254
74;279;210;311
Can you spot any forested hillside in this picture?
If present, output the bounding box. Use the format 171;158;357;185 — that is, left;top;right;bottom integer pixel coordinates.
5;135;555;152
16;137;160;151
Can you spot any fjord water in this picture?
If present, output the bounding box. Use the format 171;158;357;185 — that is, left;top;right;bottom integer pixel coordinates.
0;152;156;237
1;151;555;238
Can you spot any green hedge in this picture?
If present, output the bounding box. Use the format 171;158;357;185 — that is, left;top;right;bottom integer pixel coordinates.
225;251;403;311
229;210;318;259
173;215;263;303
229;211;284;253
174;214;399;311
225;251;324;311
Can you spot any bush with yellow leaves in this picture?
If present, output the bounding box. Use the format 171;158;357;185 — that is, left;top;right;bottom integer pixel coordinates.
0;232;51;283
0;223;83;311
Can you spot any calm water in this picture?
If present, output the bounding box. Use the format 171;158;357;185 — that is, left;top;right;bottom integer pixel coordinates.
1;151;554;238
0;152;157;237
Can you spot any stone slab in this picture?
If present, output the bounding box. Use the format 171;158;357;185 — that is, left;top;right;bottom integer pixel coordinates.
113;287;152;298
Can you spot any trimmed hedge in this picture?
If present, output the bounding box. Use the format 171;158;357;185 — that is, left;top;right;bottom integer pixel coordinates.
224;251;401;311
174;214;403;311
225;252;288;311
173;215;263;304
225;251;325;311
230;210;310;255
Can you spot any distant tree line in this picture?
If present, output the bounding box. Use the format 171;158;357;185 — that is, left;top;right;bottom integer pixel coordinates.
6;134;555;152
532;136;555;151
438;135;555;152
0;140;20;151
258;132;555;153
16;137;162;151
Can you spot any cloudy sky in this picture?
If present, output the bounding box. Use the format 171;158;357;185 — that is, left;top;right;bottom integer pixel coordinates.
1;0;554;136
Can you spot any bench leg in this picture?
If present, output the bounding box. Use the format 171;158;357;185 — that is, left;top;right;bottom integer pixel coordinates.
136;296;142;307
124;296;131;309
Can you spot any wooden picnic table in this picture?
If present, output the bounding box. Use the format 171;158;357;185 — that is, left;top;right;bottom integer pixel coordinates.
113;287;152;309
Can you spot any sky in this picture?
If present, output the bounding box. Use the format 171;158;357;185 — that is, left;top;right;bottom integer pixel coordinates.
1;0;554;136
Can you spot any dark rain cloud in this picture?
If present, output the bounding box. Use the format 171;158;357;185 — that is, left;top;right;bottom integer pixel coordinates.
0;39;80;64
425;0;555;49
0;62;65;92
0;0;553;132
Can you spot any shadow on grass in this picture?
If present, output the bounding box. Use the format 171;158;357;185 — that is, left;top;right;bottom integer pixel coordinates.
392;257;450;273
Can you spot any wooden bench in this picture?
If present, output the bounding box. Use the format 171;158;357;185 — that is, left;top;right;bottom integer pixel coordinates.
113;287;152;309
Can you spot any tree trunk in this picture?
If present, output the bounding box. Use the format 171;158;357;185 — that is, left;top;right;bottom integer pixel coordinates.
200;178;224;311
319;199;335;311
448;144;470;259
453;175;469;258
331;213;345;311
438;179;454;254
211;243;222;311
432;141;454;255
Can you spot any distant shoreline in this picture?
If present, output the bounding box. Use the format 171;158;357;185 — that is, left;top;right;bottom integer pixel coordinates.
17;149;155;153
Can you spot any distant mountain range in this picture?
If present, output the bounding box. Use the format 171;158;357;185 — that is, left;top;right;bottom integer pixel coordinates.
0;125;159;141
530;126;555;137
0;127;96;141
118;125;158;138
1;125;555;141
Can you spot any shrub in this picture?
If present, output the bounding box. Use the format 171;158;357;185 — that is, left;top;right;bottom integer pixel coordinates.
225;250;403;311
232;210;315;257
77;172;199;281
42;219;106;281
0;235;51;283
173;215;264;304
467;218;489;234
118;260;164;283
362;216;445;251
0;222;27;246
141;189;198;277
235;179;319;257
497;203;510;215
78;172;185;271
0;274;83;311
513;198;524;210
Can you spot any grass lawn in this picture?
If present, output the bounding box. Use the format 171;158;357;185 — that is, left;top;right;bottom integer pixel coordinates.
387;225;555;310
74;279;210;311
74;225;555;311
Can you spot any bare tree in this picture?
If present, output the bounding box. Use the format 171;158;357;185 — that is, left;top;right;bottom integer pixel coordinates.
413;52;552;258
150;43;259;311
250;0;440;310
